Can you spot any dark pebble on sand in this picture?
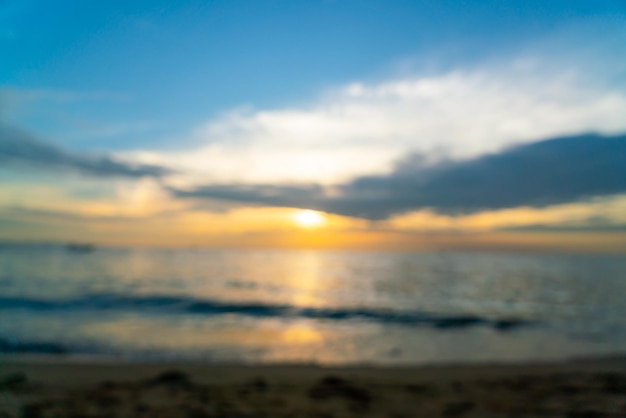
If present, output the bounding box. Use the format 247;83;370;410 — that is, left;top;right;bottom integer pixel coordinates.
90;392;121;409
98;380;118;390
597;373;626;394
405;383;435;396
248;377;268;392
185;406;213;418
451;380;464;393
556;383;585;396
147;370;192;388
309;375;371;407
238;377;269;398
21;402;45;418
320;376;344;386
500;376;535;391
443;400;475;417
567;410;608;418
134;402;150;414
0;372;27;391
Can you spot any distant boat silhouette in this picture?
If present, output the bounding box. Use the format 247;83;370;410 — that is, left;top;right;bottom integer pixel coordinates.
65;243;95;253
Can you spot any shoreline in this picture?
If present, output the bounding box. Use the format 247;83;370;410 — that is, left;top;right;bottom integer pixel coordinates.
2;355;626;417
3;353;626;386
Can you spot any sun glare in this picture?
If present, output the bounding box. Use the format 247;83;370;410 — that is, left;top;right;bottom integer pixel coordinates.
292;210;326;228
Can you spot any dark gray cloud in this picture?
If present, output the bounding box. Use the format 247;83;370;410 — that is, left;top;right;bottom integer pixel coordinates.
502;224;626;233
171;132;626;219
0;123;172;178
173;183;326;208
0;206;183;223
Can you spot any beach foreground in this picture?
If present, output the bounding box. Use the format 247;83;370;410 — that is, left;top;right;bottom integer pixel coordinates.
2;357;626;417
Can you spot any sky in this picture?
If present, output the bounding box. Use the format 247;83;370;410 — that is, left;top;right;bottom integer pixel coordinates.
1;0;626;252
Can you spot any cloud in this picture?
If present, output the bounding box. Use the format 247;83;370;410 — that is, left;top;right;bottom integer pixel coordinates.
389;195;626;233
173;183;325;207
0;123;173;178
132;45;626;186
0;206;141;222
0;205;183;223
171;133;626;219
503;224;626;233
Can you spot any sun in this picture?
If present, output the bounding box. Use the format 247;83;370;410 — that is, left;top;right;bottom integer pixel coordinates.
292;210;326;228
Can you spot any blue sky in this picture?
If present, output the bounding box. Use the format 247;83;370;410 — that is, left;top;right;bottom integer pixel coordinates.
1;0;626;249
3;0;624;150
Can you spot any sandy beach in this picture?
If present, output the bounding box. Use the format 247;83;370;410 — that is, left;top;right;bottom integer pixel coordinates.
2;356;626;417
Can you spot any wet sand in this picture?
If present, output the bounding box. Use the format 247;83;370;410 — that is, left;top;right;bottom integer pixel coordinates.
2;356;626;417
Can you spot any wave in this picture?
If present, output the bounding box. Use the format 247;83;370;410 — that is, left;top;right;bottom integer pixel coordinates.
0;337;68;354
0;294;532;331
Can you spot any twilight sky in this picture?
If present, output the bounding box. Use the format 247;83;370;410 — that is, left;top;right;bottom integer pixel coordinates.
1;0;626;252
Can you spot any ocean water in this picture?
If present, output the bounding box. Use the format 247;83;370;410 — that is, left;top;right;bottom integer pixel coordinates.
1;244;626;365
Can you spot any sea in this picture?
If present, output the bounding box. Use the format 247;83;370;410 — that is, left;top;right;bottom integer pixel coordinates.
1;244;626;365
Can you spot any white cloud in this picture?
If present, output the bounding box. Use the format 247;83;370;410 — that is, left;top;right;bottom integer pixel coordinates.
129;45;626;186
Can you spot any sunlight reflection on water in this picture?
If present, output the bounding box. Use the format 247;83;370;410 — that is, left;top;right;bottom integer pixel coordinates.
1;246;626;364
